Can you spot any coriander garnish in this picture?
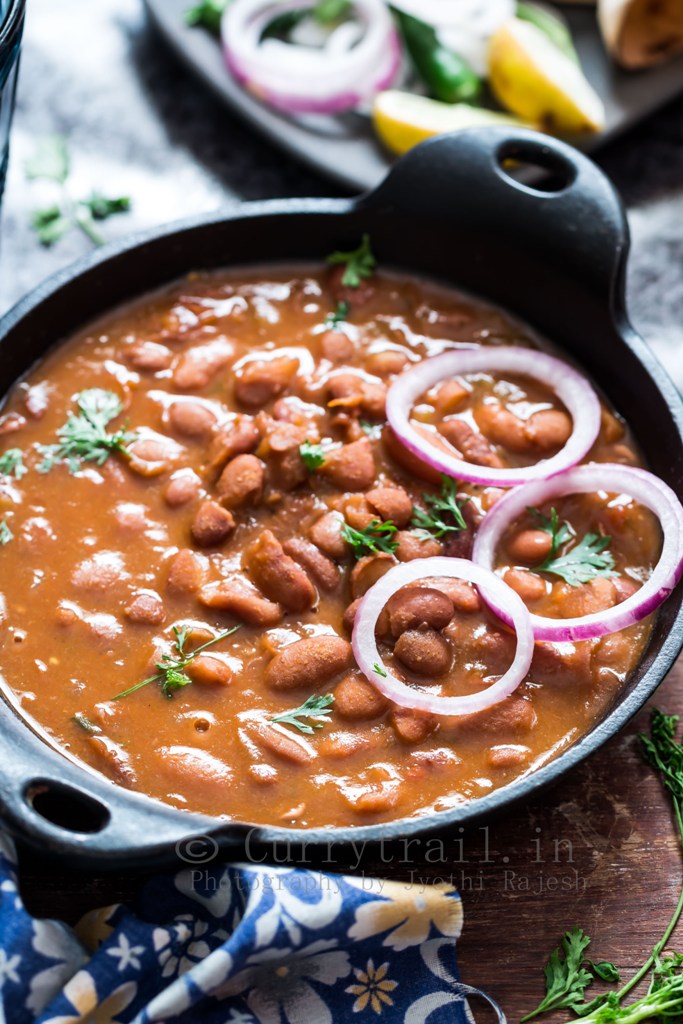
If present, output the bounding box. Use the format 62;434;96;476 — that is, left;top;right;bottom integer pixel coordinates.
327;234;376;288
0;520;12;545
325;299;350;329
530;506;617;587
73;712;100;734
36;389;137;474
360;420;383;440
373;662;388;678
411;474;468;539
341;519;398;559
299;439;326;471
271;693;335;734
113;624;240;700
26;135;131;248
0;449;26;480
185;0;227;32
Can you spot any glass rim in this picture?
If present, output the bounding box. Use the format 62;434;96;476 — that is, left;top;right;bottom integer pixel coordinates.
0;0;26;52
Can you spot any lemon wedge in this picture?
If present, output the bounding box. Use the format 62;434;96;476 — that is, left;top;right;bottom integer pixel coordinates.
372;90;528;156
488;17;605;134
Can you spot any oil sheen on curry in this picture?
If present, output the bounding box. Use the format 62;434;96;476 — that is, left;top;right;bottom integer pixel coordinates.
0;258;662;827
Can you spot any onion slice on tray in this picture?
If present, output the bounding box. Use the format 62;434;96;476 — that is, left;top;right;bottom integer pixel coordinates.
386;346;601;488
222;0;401;114
352;556;534;716
473;463;683;642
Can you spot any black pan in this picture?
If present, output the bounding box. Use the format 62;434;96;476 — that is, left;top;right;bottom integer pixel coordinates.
1;128;682;870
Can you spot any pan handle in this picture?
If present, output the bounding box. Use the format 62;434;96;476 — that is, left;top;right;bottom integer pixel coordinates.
364;127;630;307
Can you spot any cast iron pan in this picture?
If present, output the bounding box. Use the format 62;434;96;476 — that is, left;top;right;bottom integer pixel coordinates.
0;128;682;870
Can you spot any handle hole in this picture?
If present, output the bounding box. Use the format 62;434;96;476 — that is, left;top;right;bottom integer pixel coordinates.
496;139;577;195
24;779;110;834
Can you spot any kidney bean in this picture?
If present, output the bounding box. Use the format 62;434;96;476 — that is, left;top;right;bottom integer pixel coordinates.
88;735;137;786
190;500;235;547
72;553;126;590
487;744;530;769
322;438;376;491
394;628;452;676
266;634;353;691
382;425;442;484
350;781;400;814
253;723;314;765
167;549;207;595
321;330;354;364
364;350;408;378
127;437;178;477
158;746;233;788
188;654;232;687
439;418;503;469
525;409;572;451
257;420;309;492
164;469;201;508
206;416;260;478
420;578;481;614
125;340;172;372
343;495;375;531
168;401;217;440
216;454;265;509
310;510;347;560
124;590;166;625
553;577;616;618
600;407;625;443
457;695;537;737
343;597;361;634
507;528;553;565
390;708;437;744
350;553;395;599
531;641;592;685
612;576;640;603
386;587;454;638
198;575;282;627
327;374;387;420
283;537;340;591
333;673;388;720
395;531;442;561
172;337;234;390
234;356;299;408
366;486;413;528
432;379;468;416
244;530;316;611
503;568;546;603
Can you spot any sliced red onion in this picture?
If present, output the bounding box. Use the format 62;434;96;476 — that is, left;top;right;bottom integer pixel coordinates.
352;556;534;716
386;347;601;488
473;463;683;641
222;0;401;115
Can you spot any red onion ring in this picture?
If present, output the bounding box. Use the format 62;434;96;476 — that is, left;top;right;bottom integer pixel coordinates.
352;556;534;716
472;463;683;641
385;347;601;488
222;0;401;115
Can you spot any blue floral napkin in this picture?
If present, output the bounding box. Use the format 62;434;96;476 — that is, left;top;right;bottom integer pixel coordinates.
0;831;503;1023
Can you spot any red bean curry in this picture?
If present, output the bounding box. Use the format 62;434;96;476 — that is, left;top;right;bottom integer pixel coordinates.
0;264;659;827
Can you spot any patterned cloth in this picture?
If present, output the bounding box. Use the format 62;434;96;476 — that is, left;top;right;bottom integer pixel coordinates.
0;832;503;1024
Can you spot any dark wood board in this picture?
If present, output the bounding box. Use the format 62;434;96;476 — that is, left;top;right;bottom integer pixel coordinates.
142;0;683;193
17;655;683;1022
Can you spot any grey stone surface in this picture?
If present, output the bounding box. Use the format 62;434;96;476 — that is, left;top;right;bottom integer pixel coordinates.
2;0;683;387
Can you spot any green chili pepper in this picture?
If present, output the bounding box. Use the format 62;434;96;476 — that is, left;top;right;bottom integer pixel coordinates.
516;2;579;64
391;8;482;105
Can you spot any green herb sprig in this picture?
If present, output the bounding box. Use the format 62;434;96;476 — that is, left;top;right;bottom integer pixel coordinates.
0;520;12;545
113;624;240;700
186;0;350;37
325;300;350;329
185;0;227;31
271;693;335;734
521;928;595;1020
327;234;376;288
411;474;468;539
530;506;617;587
26;136;131;248
36;389;137;474
341;518;398;559
299;439;326;471
0;449;26;480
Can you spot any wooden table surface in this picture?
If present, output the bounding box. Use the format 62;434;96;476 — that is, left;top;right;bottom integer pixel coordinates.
16;657;683;1023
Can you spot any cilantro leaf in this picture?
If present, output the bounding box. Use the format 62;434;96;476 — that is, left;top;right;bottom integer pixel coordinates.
271;694;335;734
113;624;240;700
314;0;351;23
32;206;72;247
587;960;620;984
0;449;26;480
411;474;468;539
530;506;617;587
36;388;137;474
521;928;594;1021
0;520;12;545
341;518;398;559
325;300;350;328
185;0;227;32
25;136;70;184
327;234;376;288
299;439;326;471
80;192;131;220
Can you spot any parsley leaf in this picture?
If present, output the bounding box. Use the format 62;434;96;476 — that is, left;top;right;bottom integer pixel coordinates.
25;135;70;184
0;449;26;480
271;693;335;734
185;0;227;32
113;624;240;700
36;389;137;474
299;439;326;471
530;506;617;587
587;960;620;984
411;474;468;539
0;520;12;545
521;928;594;1021
325;300;350;328
32;206;72;247
81;192;131;220
327;234;376;288
342;518;398;559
